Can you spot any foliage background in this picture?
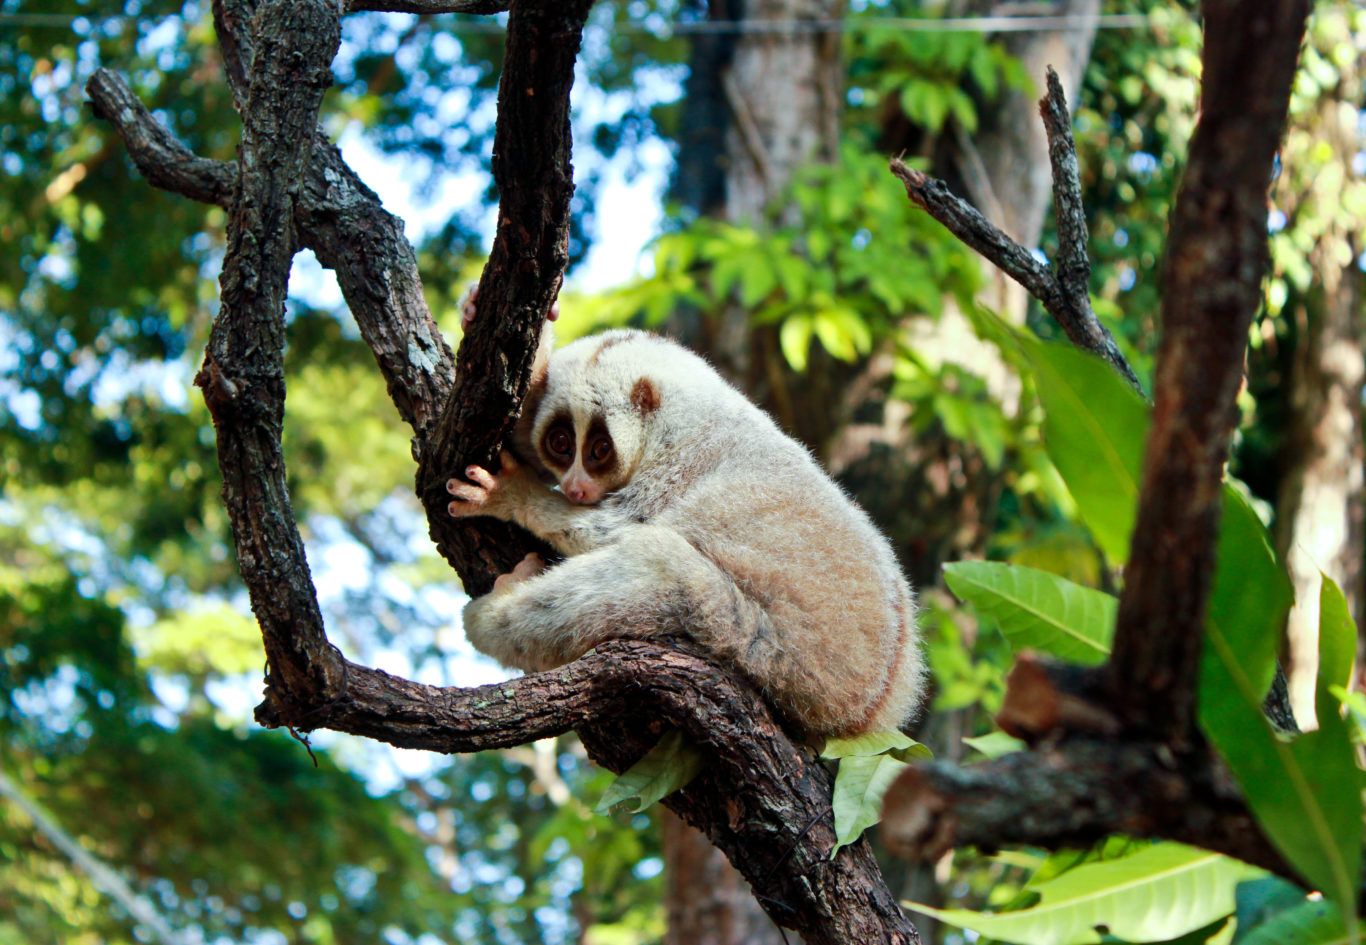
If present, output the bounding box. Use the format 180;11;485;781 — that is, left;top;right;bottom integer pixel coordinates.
2;1;1363;943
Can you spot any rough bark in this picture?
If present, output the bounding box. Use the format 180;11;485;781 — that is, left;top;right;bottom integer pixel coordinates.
881;738;1292;877
195;0;346;705
891;147;1138;394
412;0;592;595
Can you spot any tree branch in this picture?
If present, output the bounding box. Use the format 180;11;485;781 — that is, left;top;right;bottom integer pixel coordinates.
252;637;915;942
880;739;1294;879
413;0;592;596
344;0;509;13
194;0;345;703
1039;67;1101;357
1108;0;1311;741
85;67;459;442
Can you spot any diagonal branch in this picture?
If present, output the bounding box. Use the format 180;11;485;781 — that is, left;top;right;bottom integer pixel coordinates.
1108;0;1311;742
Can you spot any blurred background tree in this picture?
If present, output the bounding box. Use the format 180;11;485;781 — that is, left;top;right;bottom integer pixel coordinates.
2;0;1361;942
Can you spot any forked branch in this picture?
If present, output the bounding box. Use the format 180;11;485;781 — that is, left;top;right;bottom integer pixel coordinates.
889;65;1141;394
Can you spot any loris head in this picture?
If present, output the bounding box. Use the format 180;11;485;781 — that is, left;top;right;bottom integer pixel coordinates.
529;331;663;505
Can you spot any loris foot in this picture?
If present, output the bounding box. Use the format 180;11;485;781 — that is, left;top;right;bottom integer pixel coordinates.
492;552;547;591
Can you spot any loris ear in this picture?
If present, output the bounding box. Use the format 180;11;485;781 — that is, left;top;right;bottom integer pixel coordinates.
630;377;661;414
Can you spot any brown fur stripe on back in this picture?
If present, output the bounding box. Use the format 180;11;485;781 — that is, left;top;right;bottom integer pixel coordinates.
586;333;633;366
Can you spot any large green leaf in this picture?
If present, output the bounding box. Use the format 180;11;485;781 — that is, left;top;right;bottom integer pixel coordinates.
905;843;1263;945
1024;336;1149;564
1198;576;1361;915
1201;487;1292;704
962;731;1025;759
943;560;1116;665
1239;899;1364;945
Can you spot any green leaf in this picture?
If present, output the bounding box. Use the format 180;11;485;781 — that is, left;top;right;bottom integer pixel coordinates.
822;729;931;762
1317;576;1356;713
962;731;1025;759
1202;488;1292;704
737;253;778;307
830;754;908;854
774;254;809;299
813;309;860;362
1024;336;1149;564
594;729;706;815
943;561;1115;665
905;843;1264;945
779;314;815;371
1239;899;1364;945
710;253;745;300
1198;575;1362;917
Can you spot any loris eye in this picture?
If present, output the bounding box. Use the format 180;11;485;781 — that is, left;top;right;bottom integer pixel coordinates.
587;436;613;464
544;427;573;459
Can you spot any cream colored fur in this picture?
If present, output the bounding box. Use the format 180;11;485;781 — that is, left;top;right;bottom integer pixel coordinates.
448;330;924;739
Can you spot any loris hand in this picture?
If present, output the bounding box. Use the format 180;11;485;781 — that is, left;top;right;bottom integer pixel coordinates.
447;451;527;519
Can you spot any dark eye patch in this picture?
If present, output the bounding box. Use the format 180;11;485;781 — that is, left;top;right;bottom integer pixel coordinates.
540;413;575;470
582;418;615;474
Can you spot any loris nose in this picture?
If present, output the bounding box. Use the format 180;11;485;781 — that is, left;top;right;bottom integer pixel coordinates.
565;483;589;503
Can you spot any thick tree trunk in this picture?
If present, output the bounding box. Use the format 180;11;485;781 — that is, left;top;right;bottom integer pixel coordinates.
663;2;844;942
1277;257;1365;724
661;812;785;945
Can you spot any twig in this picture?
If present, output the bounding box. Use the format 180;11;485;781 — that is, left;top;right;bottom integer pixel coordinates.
1038;66;1096;344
